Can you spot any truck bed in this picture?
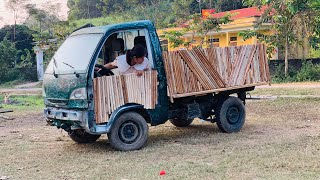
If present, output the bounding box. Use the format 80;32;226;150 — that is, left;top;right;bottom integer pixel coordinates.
162;44;270;101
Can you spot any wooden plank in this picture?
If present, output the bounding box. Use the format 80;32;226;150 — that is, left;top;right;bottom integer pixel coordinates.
121;75;128;104
241;45;258;85
168;52;177;94
150;70;153;109
147;71;151;109
97;77;102;123
119;75;125;105
152;70;158;109
93;78;98;123
190;49;219;88
263;44;271;83
107;76;112;114
110;76;115;112
105;76;110;122
172;82;269;98
178;50;214;90
101;76;106;123
194;48;226;87
0;110;13;113
193;48;225;88
162;52;174;103
95;77;100;123
173;52;184;93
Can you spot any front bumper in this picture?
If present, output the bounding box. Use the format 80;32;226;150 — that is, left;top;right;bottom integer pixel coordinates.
44;107;86;122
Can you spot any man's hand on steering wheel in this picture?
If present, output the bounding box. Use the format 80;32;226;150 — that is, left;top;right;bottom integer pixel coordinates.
94;64;114;77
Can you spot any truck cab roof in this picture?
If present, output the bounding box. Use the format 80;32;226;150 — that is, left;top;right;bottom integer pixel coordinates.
70;20;155;37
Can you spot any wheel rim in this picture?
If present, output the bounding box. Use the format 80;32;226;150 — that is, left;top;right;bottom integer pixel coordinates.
119;121;139;143
226;105;240;124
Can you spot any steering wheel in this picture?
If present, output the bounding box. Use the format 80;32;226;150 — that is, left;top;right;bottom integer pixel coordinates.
94;64;114;77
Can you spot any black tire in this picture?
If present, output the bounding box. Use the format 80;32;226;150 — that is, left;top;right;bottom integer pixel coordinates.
170;118;193;127
215;96;245;133
68;129;101;143
107;112;148;151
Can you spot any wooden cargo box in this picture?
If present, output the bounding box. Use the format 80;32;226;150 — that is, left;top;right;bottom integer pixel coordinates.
162;44;270;101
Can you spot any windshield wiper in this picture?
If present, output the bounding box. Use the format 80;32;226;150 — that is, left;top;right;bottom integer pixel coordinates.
53;57;58;78
62;62;75;69
61;62;80;78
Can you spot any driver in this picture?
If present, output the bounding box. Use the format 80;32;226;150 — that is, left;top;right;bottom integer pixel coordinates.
104;44;150;76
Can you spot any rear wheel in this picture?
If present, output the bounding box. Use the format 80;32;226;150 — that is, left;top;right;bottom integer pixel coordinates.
215;96;245;133
107;112;148;151
170;118;193;127
68;129;101;143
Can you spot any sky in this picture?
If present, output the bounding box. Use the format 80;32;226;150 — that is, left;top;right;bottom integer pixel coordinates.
0;0;69;28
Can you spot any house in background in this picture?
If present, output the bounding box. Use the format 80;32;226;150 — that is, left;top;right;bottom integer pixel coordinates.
158;6;311;60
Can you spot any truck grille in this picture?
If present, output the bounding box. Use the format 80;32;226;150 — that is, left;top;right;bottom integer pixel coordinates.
47;98;68;105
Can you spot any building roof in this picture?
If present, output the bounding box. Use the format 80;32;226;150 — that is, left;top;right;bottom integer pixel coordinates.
202;6;268;20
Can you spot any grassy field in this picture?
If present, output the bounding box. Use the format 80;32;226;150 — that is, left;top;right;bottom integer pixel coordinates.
252;87;320;96
1;90;320;179
0;80;28;89
0;95;43;112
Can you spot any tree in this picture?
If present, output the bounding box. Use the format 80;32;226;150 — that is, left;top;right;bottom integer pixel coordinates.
161;13;232;49
0;25;36;64
0;37;18;82
171;0;193;23
67;0;105;20
5;0;28;41
19;49;34;68
25;3;62;32
127;0;175;28
214;0;245;12
186;13;232;47
242;0;320;76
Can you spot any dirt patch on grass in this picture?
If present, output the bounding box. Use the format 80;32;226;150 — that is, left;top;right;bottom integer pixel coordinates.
1;98;320;179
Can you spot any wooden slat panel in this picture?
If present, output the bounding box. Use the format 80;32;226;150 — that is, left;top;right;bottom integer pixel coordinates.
161;44;270;98
93;70;158;124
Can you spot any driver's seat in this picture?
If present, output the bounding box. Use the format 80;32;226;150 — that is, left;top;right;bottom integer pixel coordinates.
111;38;124;59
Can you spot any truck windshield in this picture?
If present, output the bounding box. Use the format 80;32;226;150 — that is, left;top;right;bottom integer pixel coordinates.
46;33;104;74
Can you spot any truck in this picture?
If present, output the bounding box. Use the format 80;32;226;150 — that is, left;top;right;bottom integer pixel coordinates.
43;20;270;151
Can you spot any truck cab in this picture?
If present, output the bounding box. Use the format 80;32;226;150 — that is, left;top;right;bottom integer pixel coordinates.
43;20;260;151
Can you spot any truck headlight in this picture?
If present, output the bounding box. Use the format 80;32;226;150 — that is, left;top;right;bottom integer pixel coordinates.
70;88;87;100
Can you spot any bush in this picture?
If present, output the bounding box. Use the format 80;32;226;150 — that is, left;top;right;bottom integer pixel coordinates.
271;61;320;83
0;67;38;85
0;68;21;84
296;61;320;81
271;63;298;83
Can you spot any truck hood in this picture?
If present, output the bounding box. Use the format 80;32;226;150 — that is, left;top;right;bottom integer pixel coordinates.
43;73;88;109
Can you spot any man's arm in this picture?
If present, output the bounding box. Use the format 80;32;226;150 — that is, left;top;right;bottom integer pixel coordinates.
104;61;117;69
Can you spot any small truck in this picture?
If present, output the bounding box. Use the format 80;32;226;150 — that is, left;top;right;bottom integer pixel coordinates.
43;20;270;151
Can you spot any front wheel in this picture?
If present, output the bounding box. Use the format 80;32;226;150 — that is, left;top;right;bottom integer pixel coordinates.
68;129;101;143
215;97;245;133
107;112;148;151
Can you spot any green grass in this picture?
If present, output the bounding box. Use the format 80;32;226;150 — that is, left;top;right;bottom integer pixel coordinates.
0;95;44;112
251;87;320;96
0;79;29;88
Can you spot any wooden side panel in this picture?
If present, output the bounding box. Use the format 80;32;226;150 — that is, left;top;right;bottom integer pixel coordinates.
93;70;158;124
162;44;270;98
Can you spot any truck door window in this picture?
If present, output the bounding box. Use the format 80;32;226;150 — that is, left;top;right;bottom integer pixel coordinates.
98;29;153;69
